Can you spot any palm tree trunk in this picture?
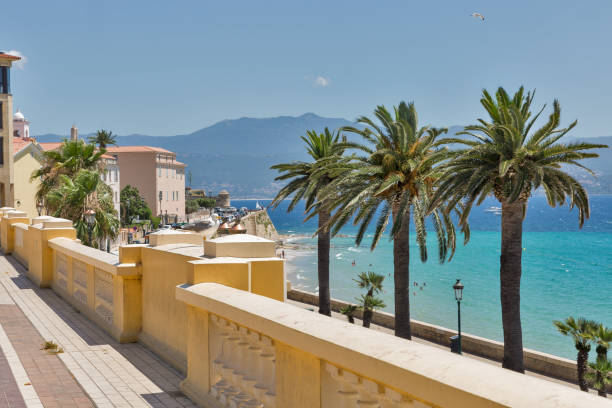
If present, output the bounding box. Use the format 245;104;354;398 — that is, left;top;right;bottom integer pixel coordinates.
500;201;525;373
393;203;411;340
577;348;589;392
317;209;331;316
362;309;372;328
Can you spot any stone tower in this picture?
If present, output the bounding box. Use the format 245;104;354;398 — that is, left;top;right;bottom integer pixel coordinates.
13;109;30;139
0;52;21;207
71;124;78;141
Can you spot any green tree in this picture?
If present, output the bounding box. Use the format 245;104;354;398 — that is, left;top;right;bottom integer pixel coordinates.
354;271;385;328
554;317;598;391
321;102;467;339
31;139;106;211
186;200;199;214
88;129;116;149
270;128;346;317
587;359;612;398
197;197;217;208
592;324;612;397
46;169;119;247
340;304;358;324
433;88;607;372
120;185;152;225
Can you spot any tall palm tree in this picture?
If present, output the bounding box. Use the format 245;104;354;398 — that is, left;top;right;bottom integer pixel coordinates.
46;169;119;247
31;139;106;210
554;317;598;392
270;128;345;316
88;129;116;149
320;102;468;339
354;271;385;328
432;87;607;372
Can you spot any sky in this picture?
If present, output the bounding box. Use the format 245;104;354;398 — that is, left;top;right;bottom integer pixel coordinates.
3;1;612;137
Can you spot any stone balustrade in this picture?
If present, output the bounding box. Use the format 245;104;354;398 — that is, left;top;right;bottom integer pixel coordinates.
0;212;608;407
177;282;609;408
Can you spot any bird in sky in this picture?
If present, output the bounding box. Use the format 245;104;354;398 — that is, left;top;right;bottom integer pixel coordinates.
471;12;485;21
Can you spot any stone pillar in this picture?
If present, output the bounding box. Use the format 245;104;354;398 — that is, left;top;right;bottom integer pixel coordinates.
1;210;28;253
27;218;77;287
113;261;142;343
180;305;211;405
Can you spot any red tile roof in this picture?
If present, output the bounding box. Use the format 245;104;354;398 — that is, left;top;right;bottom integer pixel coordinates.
13;138;34;154
38;142;62;151
106;146;173;154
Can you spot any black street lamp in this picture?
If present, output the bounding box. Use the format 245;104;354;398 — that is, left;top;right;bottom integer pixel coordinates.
453;279;464;354
36;201;44;216
84;209;96;247
158;191;163;222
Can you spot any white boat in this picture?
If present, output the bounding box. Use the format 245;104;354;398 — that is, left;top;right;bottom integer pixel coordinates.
255;201;263;210
484;206;502;213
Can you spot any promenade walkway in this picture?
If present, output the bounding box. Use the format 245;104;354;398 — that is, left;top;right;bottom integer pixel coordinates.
0;255;196;408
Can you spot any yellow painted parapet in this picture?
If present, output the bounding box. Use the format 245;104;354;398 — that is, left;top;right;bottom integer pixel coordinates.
204;234;276;258
26;220;77;287
1;210;29;254
177;283;609;408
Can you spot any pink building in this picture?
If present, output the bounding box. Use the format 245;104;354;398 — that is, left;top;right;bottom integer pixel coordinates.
106;146;186;222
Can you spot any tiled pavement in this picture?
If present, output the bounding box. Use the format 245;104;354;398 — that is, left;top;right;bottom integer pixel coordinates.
0;255;197;408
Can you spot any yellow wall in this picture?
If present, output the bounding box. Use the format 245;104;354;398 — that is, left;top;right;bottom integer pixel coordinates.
13;149;42;218
139;246;200;372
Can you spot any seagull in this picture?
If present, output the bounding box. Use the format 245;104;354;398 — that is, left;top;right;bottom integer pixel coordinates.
471;12;485;21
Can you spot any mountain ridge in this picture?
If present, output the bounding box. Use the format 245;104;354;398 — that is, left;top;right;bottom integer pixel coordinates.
33;114;612;197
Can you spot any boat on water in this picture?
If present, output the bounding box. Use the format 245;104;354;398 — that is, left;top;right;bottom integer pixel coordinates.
255;201;263;210
484;206;502;212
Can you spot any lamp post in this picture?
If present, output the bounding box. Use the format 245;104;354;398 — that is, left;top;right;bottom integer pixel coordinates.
158;191;163;223
36;201;44;216
453;279;464;355
84;209;96;247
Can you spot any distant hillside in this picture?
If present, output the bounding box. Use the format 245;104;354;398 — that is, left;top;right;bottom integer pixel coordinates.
34;117;611;197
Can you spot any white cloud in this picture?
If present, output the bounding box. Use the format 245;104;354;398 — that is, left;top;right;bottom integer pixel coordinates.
2;50;27;69
314;75;331;87
305;75;331;87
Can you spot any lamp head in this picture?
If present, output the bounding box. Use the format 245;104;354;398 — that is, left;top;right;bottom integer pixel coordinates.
453;279;464;302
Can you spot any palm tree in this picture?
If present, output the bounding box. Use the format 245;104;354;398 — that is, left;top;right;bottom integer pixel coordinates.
88;129;116;149
432;87;607;372
46;169;119;247
340;304;358;324
354;271;385;328
320;102;468;339
270;128;346;316
554;317;598;391
587;359;612;398
31;139;106;211
592;324;612;397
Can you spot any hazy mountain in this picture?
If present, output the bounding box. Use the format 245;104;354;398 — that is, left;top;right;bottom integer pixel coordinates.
33;116;611;197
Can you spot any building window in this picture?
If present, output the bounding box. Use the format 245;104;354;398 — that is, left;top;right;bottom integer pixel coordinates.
0;102;2;129
0;67;9;94
166;191;168;201
166;166;168;177
0;137;3;165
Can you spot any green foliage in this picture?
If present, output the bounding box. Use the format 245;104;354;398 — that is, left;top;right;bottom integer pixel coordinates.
151;216;161;229
320;102;468;260
88;129;116;149
45;169;119;247
120;185;152;225
186;200;199;214
340;304;359;324
586;359;612;397
32;139;106;209
354;271;386;328
270;127;346;213
432;87;607;228
197;197;216;208
554;316;598;352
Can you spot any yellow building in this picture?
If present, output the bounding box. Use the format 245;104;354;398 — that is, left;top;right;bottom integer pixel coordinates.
13;134;43;218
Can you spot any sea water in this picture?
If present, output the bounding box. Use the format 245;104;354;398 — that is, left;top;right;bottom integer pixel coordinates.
233;196;612;360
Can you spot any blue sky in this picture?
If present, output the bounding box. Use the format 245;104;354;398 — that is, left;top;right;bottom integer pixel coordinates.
3;1;612;137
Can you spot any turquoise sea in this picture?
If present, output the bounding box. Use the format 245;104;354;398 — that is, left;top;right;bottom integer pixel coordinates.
233;196;612;360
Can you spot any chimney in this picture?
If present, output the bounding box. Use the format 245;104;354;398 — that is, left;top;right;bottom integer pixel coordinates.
70;124;78;141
